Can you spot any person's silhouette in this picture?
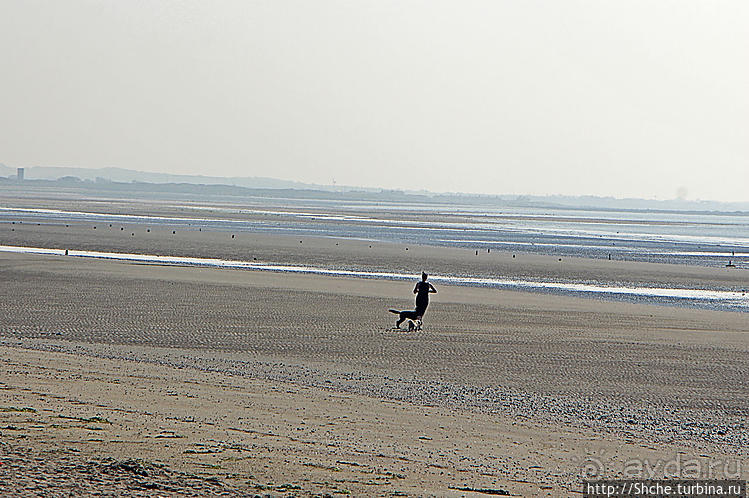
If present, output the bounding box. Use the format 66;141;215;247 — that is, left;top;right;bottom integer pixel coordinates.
389;272;437;328
413;272;437;317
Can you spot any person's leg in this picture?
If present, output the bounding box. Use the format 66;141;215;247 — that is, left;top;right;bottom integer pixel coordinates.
415;302;427;317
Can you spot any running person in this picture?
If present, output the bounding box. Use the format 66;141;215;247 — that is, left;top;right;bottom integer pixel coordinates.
413;272;437;317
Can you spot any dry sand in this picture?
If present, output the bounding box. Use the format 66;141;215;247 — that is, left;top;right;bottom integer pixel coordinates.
1;198;749;496
2;342;744;497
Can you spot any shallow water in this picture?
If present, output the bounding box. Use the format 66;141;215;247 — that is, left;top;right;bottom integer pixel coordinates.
2;203;748;268
2;244;747;312
3;201;749;311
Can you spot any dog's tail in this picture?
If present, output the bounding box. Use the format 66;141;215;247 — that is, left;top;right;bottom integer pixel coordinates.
388;309;400;315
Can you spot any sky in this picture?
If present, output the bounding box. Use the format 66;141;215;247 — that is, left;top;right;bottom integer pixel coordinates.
1;1;747;201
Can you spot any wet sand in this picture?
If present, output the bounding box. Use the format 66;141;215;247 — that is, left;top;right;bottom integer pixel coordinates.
1;196;749;495
3;205;747;291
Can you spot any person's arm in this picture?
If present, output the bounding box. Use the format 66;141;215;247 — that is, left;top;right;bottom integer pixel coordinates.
429;283;437;293
413;282;419;294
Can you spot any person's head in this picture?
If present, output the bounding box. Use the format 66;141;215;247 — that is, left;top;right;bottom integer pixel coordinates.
421;272;428;281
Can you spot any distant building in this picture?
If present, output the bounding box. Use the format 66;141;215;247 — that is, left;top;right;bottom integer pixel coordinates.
17;167;24;181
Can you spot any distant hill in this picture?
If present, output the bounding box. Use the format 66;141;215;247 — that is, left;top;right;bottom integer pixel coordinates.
0;163;344;191
1;163;748;213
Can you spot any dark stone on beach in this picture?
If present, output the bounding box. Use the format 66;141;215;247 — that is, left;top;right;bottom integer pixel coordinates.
451;486;510;496
105;458;149;477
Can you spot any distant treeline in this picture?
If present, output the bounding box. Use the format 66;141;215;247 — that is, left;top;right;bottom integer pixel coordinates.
0;175;436;203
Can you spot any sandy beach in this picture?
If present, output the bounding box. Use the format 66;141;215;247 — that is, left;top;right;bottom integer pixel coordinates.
3;196;747;292
3;0;748;493
2;197;749;496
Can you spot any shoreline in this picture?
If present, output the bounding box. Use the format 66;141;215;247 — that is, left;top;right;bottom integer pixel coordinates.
1;243;748;313
2;214;748;312
3;197;749;271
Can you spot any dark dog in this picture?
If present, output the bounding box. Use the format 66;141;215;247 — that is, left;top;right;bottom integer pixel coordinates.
388;309;423;331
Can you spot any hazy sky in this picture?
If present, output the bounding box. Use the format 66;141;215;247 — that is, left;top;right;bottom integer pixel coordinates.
1;1;747;201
